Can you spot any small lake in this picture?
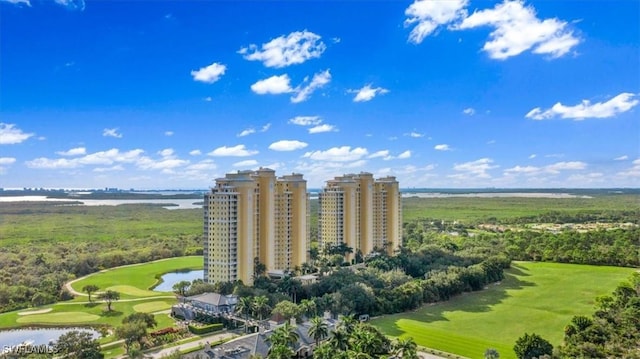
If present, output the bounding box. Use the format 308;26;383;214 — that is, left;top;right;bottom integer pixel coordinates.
0;327;100;348
153;269;204;292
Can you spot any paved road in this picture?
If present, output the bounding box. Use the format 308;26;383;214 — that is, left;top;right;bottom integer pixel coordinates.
143;332;238;358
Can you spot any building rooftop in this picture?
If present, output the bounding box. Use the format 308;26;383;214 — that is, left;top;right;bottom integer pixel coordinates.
184;318;338;359
187;292;238;306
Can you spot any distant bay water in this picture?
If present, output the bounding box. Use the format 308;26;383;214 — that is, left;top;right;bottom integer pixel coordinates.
0;196;203;210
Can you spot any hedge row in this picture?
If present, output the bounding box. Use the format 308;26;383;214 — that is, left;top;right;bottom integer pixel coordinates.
188;323;224;335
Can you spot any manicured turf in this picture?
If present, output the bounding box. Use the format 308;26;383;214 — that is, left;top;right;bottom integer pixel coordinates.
106;285;161;297
16;312;100;324
0;298;178;329
133;301;172;313
371;261;635;359
71;256;203;297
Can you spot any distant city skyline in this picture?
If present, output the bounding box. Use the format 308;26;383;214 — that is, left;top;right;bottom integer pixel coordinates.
1;0;638;189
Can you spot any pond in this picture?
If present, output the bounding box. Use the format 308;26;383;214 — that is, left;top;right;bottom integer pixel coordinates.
153;269;204;292
0;327;100;348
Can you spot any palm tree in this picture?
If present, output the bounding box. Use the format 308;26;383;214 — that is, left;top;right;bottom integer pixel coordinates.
351;329;377;355
345;350;373;359
312;342;334;359
267;343;294;359
252;295;270;321
235;296;253;333
392;337;418;358
329;329;350;351
337;314;358;332
351;326;385;357
268;322;299;349
299;299;316;319
308;316;328;347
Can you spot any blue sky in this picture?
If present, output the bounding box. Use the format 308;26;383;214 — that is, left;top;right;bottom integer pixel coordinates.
1;0;638;189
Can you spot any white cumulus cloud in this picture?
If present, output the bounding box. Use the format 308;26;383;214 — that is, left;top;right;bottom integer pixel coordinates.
158;148;175;158
303;146;368;162
434;144;452;151
504;165;540;175
289;116;322;126
191;62;227;84
54;0;84;10
0;157;16;165
291;69;331;103
0;123;34;145
186;159;217;171
453;157;498;178
56;147;87;156
350;84;389;102
404;0;469;44
238;128;256;137
457;0;580;59
308;124;337;134
545;161;587;173
463;107;475;115
103;128;122;138
616;159;640;178
208;145;258;157
397;150;412;159
239;30;326;68
614;155;628;161
26;148;144;169
268;140;308;152
0;156;16;174
369;150;390;159
1;0;30;6
405;131;425;138
251;75;294;94
525;92;639;120
189;150;202;156
93;165;124;173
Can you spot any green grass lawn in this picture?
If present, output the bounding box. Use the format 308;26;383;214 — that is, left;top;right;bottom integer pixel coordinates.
371;261;635;359
71;256;203;298
0;298;178;329
133;301;173;313
0;256;202;344
16;312;100;324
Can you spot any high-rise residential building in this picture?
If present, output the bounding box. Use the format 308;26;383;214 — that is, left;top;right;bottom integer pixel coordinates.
318;173;402;261
204;169;309;285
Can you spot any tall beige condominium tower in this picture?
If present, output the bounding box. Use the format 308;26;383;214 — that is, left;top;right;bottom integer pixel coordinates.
318;173;402;261
204;169;309;285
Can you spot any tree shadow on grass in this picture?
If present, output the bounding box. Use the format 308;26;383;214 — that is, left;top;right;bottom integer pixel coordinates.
100;310;123;317
379;270;536;337
508;263;531;277
84;302;100;308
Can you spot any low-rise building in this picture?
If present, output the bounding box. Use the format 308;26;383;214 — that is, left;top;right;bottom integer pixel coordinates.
171;292;238;320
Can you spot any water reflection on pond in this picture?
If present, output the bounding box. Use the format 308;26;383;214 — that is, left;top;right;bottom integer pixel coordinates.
153;270;204;292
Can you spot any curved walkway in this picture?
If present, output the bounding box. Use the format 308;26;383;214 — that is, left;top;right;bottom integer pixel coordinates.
56;296;177;306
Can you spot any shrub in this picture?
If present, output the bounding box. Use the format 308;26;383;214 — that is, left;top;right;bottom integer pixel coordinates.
188;323;223;335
